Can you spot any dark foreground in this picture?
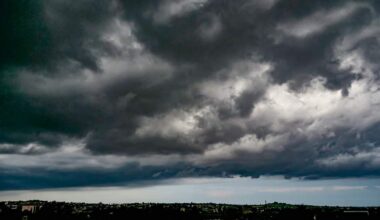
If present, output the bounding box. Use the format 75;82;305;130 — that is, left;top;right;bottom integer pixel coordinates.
1;201;379;220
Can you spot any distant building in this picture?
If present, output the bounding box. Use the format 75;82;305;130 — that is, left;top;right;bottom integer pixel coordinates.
21;205;36;213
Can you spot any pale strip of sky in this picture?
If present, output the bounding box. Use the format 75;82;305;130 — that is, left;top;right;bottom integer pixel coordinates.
1;177;379;206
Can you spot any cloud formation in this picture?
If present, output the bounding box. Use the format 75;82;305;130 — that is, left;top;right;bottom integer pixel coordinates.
1;0;380;189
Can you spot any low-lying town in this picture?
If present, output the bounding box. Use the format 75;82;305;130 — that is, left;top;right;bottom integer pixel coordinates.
0;201;379;220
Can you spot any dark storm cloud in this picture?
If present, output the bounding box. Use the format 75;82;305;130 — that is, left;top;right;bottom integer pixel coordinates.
1;0;380;190
0;163;183;190
0;0;50;70
0;0;118;147
118;0;371;88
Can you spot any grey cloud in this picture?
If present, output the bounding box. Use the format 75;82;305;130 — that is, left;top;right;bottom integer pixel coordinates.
277;2;373;38
2;0;380;190
150;0;209;24
43;0;121;70
197;14;223;41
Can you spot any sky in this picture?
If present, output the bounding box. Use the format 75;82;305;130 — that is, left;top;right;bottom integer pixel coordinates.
1;177;380;206
0;0;380;205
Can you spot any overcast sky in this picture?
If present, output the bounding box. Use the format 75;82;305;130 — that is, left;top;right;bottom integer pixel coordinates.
1;0;380;205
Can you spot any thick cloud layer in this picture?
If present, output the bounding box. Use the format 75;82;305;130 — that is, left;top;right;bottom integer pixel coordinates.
1;0;380;189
